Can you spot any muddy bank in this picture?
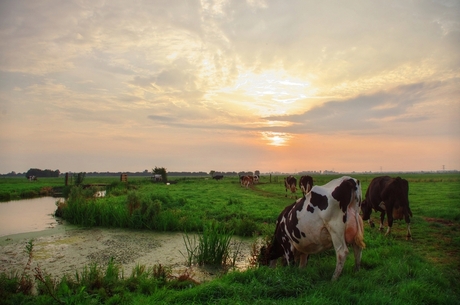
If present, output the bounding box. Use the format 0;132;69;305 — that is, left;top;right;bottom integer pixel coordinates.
0;225;255;283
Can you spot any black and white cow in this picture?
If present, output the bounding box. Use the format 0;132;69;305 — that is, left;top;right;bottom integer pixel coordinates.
299;175;314;197
268;176;365;281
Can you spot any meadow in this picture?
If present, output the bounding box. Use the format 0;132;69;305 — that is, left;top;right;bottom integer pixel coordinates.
0;173;459;304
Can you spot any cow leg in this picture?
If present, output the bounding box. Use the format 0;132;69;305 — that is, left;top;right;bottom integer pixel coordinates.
385;208;394;236
330;234;349;281
331;246;349;281
352;243;362;272
379;211;385;231
405;213;412;240
368;219;375;228
406;223;412;240
298;253;309;268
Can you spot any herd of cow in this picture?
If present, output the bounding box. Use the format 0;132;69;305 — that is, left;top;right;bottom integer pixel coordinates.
260;174;413;281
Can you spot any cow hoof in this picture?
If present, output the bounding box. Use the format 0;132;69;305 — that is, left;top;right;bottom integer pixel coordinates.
370;223;375;228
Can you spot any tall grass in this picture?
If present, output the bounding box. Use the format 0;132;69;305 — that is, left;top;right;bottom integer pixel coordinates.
182;222;237;267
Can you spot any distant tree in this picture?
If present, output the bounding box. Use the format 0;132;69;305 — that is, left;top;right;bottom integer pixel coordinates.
255;170;260;176
73;172;86;186
26;168;60;178
209;170;215;177
153;167;167;182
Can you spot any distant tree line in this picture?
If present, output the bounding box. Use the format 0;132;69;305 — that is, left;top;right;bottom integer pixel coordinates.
25;168;60;178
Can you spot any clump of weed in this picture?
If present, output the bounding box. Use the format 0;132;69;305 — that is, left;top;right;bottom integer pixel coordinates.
54;199;67;217
17;239;34;294
227;197;242;205
182;221;239;268
249;235;273;267
169;268;200;289
233;217;258;237
39;186;54;196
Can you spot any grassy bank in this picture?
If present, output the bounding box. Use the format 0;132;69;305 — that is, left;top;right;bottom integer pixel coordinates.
1;173;459;304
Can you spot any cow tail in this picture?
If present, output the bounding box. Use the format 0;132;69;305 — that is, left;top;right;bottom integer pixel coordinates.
354;211;366;249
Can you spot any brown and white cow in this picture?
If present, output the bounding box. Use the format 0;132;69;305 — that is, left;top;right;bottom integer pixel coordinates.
284;176;297;198
268;176;365;281
241;175;254;188
299;175;314;197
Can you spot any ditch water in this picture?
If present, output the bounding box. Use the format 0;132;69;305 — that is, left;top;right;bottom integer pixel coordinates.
0;197;256;282
0;196;61;237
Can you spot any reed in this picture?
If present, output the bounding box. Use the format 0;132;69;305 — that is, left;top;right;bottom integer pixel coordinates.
182;222;236;267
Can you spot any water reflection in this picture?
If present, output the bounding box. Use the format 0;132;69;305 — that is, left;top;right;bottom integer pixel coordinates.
0;197;60;237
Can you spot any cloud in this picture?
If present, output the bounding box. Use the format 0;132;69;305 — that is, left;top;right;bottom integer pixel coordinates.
0;0;459;173
264;81;454;136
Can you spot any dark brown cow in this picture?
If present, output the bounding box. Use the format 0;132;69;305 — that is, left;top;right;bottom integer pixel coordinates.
268;176;365;281
284;176;297;198
299;175;314;197
361;176;412;240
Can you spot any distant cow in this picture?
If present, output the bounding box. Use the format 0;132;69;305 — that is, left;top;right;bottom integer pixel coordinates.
212;175;224;180
284;176;297;198
361;176;412;240
241;175;253;188
268;176;365;281
151;174;162;182
299;175;314;197
253;175;260;184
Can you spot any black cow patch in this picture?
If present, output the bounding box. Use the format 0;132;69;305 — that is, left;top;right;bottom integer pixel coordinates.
310;191;329;211
285;197;306;244
331;179;356;213
307;205;314;213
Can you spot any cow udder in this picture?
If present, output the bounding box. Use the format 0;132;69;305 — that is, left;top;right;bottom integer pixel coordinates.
345;207;365;248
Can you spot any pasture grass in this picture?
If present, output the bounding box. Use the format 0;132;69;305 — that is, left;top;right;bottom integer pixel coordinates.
1;173;459;304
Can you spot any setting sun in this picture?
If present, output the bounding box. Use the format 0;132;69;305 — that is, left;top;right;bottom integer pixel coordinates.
261;132;292;146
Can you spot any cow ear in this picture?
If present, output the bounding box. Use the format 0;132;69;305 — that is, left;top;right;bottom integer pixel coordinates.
332;179;354;213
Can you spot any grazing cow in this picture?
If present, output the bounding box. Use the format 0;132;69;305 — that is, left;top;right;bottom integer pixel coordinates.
253;175;260;184
361;176;412;240
212;175;224;180
284;176;297;198
268;176;365;281
299;175;314;197
241;175;253;188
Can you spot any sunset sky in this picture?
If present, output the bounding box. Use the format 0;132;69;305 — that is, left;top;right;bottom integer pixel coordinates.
1;0;459;174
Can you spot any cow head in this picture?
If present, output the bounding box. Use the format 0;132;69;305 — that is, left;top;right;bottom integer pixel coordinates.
381;177;409;211
360;199;372;221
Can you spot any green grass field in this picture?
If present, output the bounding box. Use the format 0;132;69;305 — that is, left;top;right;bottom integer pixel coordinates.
1;173;459;304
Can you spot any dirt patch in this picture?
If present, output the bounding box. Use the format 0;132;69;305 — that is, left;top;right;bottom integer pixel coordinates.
424;217;455;226
0;226;254;283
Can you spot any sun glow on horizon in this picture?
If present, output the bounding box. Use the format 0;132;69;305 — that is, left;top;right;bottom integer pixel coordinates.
261;131;292;146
